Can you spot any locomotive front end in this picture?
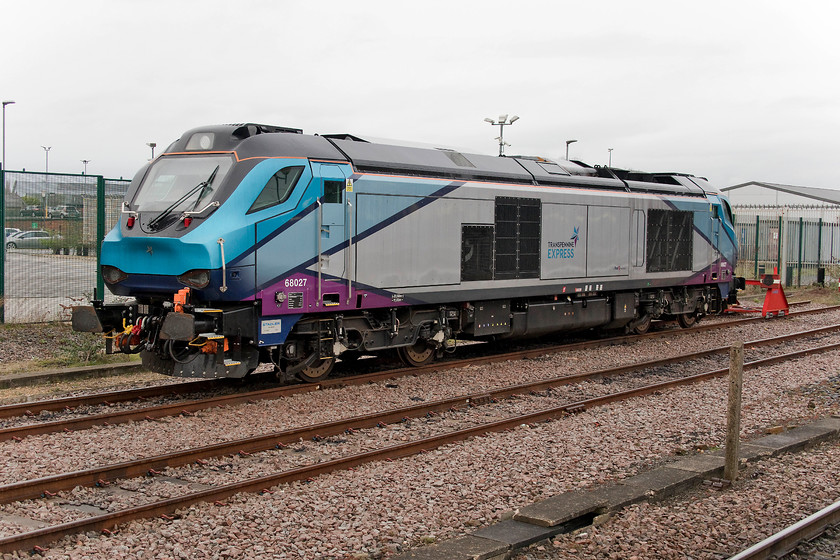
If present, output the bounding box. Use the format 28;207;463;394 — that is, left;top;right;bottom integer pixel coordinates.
72;124;311;378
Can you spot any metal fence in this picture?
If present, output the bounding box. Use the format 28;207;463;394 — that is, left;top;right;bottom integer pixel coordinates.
1;169;130;323
3;181;838;322
733;205;840;287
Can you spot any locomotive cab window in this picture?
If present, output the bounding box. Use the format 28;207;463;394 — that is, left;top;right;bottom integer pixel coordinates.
132;155;235;212
324;180;344;204
248;166;304;213
721;199;734;225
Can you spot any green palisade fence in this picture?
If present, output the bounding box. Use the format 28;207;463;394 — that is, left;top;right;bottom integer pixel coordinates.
733;205;840;288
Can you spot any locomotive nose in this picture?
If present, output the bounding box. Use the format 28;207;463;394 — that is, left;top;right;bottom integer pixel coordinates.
100;235;217;295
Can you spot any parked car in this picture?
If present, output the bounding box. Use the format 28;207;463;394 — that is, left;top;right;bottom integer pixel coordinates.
5;230;61;250
4;227;21;240
20;205;43;217
48;205;81;219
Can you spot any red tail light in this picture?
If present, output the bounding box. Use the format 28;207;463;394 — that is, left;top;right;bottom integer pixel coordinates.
183;217;193;228
126;215;136;228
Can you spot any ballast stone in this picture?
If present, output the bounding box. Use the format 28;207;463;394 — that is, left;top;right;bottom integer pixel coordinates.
394;415;840;560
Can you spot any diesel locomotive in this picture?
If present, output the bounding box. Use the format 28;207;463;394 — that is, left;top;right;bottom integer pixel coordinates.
72;123;741;382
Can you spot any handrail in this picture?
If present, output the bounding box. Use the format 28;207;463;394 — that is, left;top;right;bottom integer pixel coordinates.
317;199;323;306
121;201;137;217
217;238;227;293
347;199;353;304
182;200;220;217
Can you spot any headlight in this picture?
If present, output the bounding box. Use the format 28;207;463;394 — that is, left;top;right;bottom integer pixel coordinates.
177;269;210;289
101;265;128;284
185;132;215;151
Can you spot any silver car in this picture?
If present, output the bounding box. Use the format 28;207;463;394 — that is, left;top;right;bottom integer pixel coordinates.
5;230;61;250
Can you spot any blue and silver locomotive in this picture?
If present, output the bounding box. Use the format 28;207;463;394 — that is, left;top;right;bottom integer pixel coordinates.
72;123;741;382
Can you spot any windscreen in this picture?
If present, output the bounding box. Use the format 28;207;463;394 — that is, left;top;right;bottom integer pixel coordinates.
132;155;235;212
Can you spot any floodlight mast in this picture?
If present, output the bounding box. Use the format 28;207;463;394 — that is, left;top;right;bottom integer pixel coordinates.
0;100;13;324
41;146;51;173
484;114;519;156
2;100;14;171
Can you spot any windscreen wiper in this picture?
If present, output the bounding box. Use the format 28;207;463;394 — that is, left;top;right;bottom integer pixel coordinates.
191;166;220;210
147;165;220;231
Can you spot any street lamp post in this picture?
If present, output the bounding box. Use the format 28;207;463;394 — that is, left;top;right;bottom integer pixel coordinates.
484;114;519;157
81;159;91;175
608;148;613;167
147;142;157;160
2;100;14;171
565;139;578;160
0;100;12;324
41;146;51;173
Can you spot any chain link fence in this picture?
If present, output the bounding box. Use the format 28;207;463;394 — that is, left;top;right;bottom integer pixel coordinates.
733;205;840;287
1;170;130;323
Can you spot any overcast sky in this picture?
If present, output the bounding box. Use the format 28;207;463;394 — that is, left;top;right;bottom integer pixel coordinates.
2;0;838;190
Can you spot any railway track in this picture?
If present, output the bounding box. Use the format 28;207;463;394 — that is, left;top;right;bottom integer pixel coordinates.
1;321;839;554
1;304;836;444
728;499;840;559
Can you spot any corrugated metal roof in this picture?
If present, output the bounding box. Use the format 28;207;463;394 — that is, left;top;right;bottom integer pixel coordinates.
723;181;840;205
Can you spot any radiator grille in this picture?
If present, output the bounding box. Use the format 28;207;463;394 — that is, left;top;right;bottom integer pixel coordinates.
646;209;693;272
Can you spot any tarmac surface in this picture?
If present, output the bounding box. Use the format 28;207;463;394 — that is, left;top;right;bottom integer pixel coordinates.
2;249;103;322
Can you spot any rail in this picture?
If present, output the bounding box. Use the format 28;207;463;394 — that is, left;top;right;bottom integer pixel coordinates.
728;499;840;560
1;326;839;553
1;325;839;506
1;305;837;438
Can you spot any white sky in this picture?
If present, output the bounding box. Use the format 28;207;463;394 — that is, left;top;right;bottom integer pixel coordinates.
2;0;839;189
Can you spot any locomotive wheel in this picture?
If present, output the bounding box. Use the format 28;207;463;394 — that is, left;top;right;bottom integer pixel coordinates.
632;314;652;335
297;357;335;383
397;340;436;367
677;313;698;329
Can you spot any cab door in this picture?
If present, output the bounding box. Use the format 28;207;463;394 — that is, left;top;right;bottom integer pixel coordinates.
314;163;353;305
710;205;722;281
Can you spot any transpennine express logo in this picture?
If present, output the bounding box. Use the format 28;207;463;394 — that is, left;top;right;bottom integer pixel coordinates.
547;226;580;259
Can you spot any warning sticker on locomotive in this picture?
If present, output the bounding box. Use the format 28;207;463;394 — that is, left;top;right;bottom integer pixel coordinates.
261;319;283;334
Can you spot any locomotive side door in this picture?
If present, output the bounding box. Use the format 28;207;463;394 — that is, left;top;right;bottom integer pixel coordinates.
315;163;353;306
711;205;722;280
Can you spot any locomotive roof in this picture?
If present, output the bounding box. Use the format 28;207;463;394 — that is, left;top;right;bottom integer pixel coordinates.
166;124;712;197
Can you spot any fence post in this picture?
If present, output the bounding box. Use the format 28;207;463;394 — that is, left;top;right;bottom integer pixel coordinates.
96;176;105;300
754;215;760;279
797;217;804;287
0;165;5;324
724;341;744;481
817;217;823;275
777;215;784;285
